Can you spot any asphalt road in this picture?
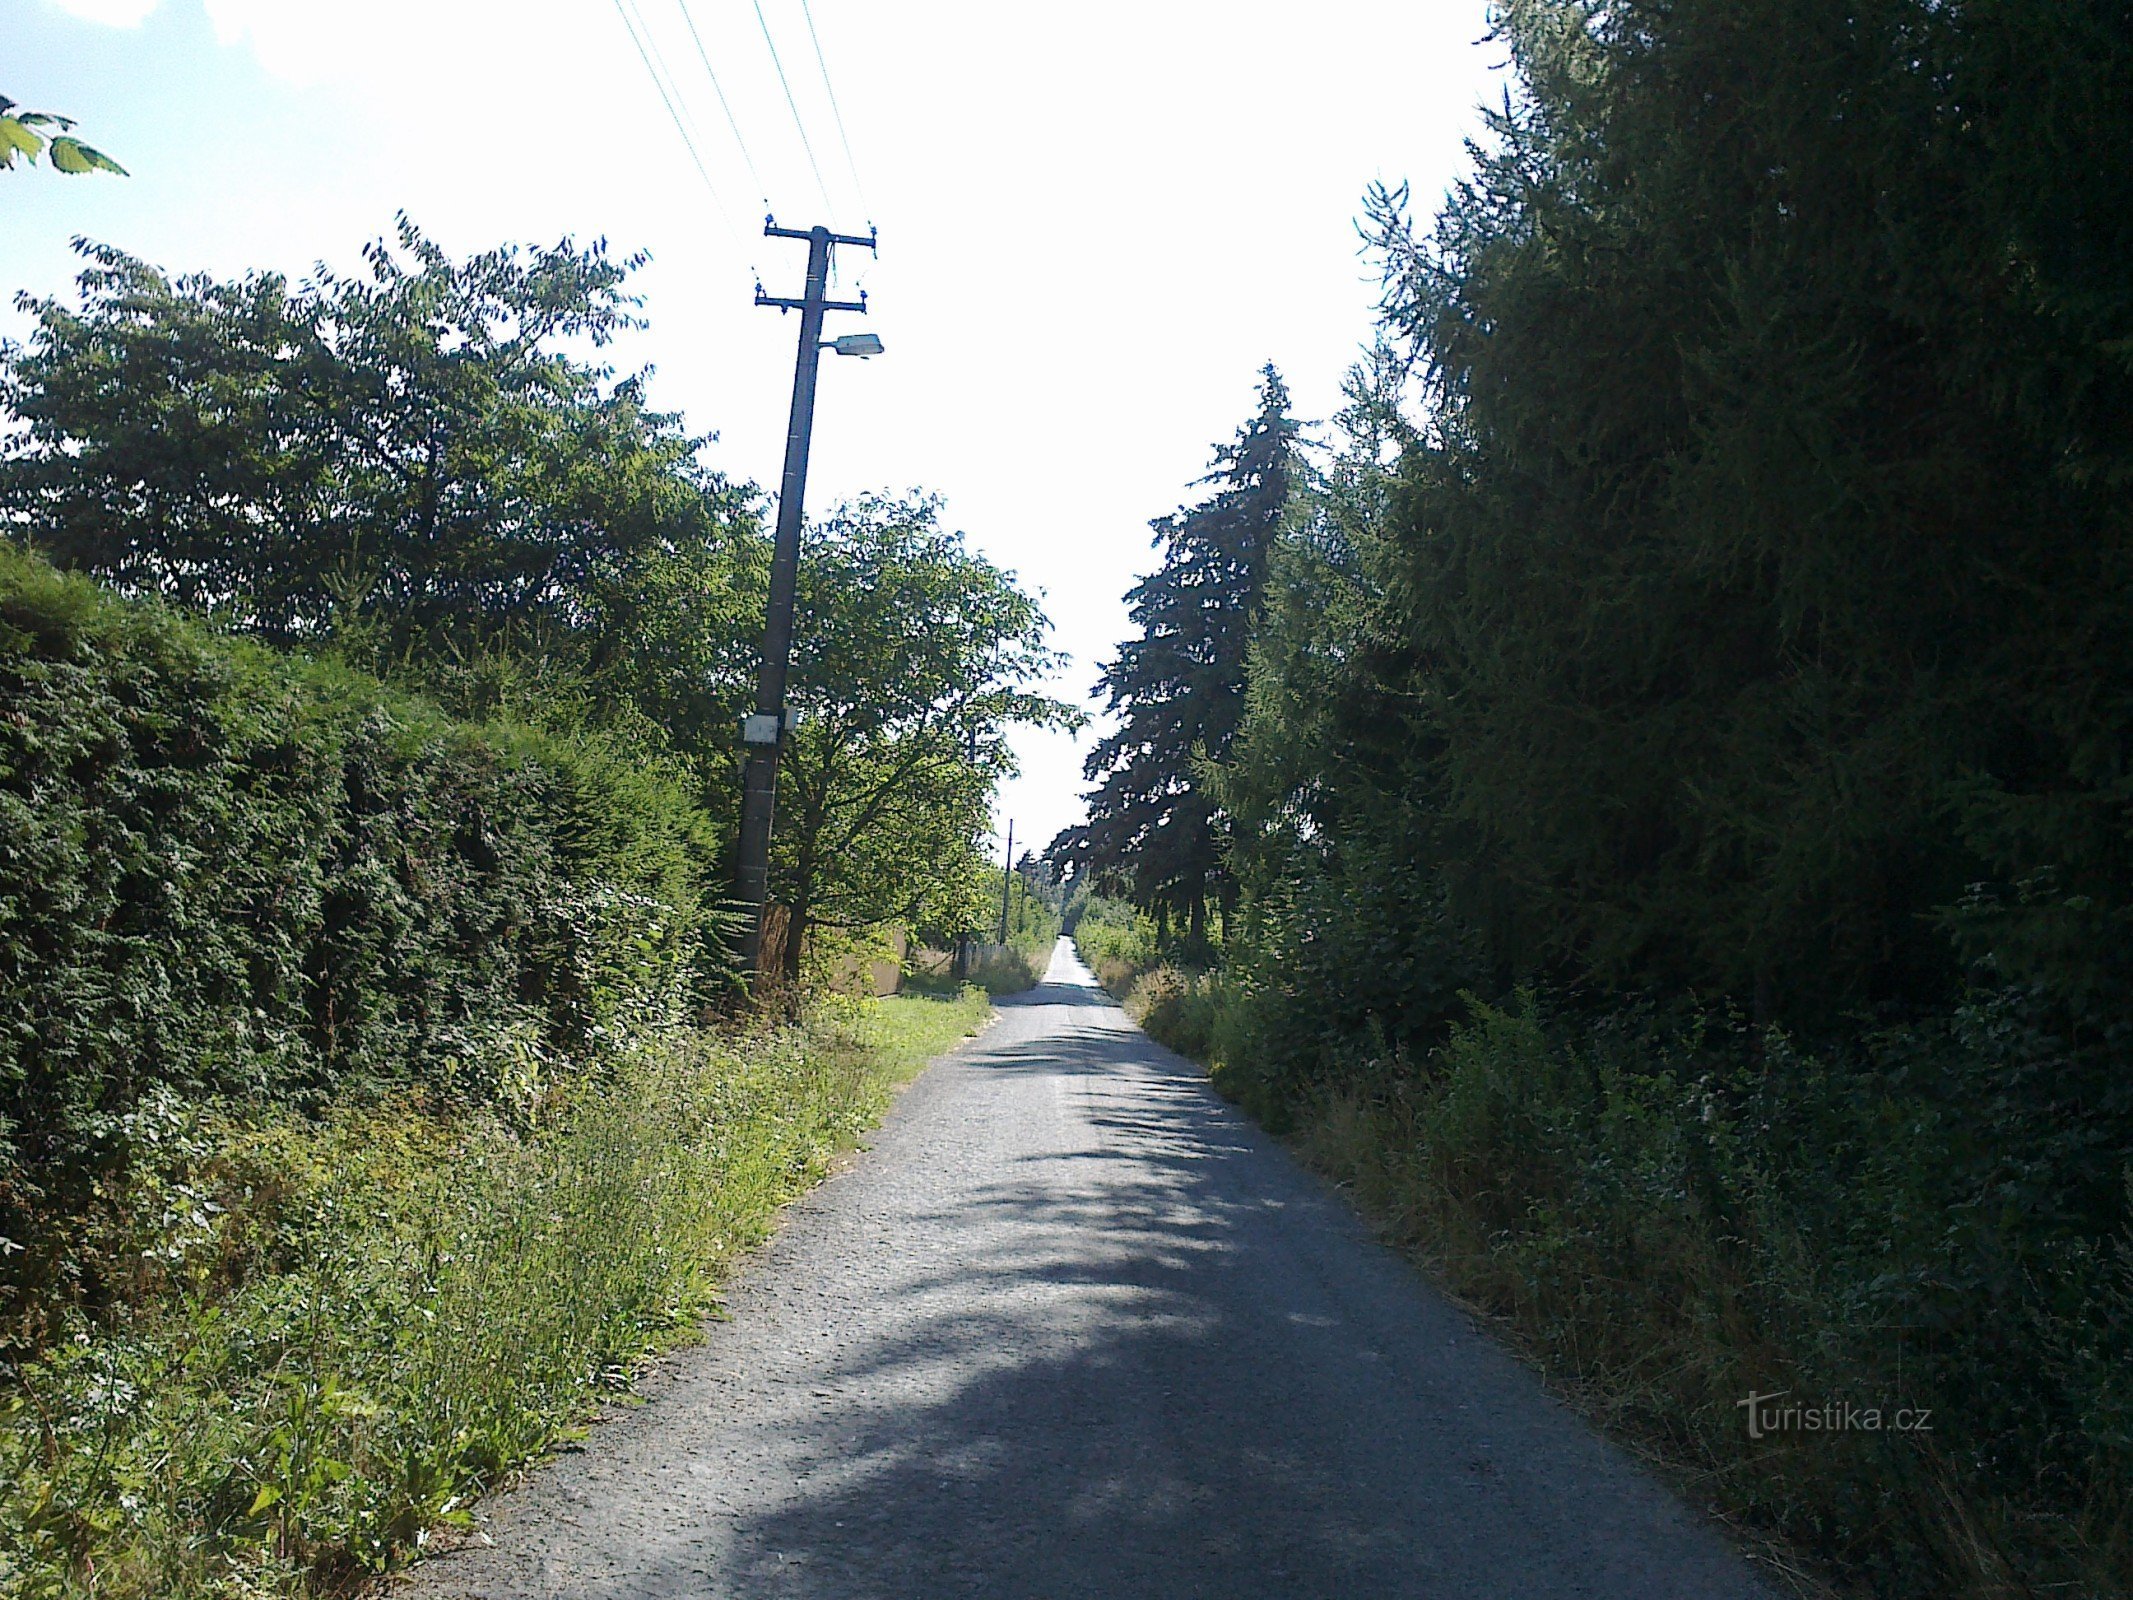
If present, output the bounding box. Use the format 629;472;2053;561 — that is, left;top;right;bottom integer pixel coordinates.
401;940;1771;1599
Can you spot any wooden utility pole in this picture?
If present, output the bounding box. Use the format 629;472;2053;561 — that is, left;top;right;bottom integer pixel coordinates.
735;218;877;978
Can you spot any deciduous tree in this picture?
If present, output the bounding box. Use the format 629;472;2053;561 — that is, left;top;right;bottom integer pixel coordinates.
0;219;752;695
767;494;1079;975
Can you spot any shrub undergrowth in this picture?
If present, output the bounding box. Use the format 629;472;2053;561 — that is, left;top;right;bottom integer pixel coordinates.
1289;998;2133;1596
1065;895;1158;998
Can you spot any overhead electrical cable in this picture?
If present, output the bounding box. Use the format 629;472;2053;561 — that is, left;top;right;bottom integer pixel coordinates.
751;0;836;215
610;0;752;267
675;0;771;207
795;0;872;222
626;0;709;147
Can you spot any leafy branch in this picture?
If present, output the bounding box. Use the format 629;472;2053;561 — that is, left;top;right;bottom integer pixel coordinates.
1;94;126;177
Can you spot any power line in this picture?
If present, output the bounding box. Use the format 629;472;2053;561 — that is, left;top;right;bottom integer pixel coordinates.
674;0;770;206
626;0;708;150
611;0;751;265
796;0;872;222
751;0;835;215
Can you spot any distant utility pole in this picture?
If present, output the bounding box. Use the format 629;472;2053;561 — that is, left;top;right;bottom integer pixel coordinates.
954;725;980;979
997;820;1014;945
735;217;879;978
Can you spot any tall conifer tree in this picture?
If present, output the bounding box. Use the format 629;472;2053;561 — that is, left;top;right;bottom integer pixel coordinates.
1054;366;1297;949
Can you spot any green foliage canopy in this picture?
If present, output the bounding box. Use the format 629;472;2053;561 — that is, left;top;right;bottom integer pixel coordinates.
0;220;755;691
1231;0;2133;1028
768;494;1079;972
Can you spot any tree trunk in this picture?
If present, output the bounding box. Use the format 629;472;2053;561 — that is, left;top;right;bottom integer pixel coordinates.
783;889;809;982
785;840;814;983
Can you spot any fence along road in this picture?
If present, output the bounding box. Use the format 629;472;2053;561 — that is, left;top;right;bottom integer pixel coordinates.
401;940;1773;1598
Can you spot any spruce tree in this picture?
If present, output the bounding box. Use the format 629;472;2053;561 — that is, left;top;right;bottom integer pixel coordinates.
1053;366;1297;951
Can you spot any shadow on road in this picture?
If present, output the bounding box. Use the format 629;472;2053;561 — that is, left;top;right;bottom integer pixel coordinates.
626;978;1755;1599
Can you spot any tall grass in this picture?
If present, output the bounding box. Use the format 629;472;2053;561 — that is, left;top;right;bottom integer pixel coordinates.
0;990;987;1598
968;944;1046;995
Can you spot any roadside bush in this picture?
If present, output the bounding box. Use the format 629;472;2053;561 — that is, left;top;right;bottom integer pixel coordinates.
907;874;1062;996
1220;831;1489;1107
1120;966;1228;1062
968;946;1041;995
1068;895;1158;995
904;947;1043;999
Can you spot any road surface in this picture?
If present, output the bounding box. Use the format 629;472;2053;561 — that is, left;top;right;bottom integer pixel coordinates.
402;940;1770;1598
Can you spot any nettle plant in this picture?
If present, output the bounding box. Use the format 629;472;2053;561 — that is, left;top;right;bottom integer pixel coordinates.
0;94;126;177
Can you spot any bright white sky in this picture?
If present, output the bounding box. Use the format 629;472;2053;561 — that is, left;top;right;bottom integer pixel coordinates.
5;0;1503;859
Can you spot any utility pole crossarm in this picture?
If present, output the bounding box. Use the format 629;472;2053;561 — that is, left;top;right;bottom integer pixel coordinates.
764;216;878;250
733;218;881;982
755;290;868;313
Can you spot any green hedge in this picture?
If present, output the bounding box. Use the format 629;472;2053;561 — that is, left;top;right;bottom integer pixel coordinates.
0;544;725;1327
